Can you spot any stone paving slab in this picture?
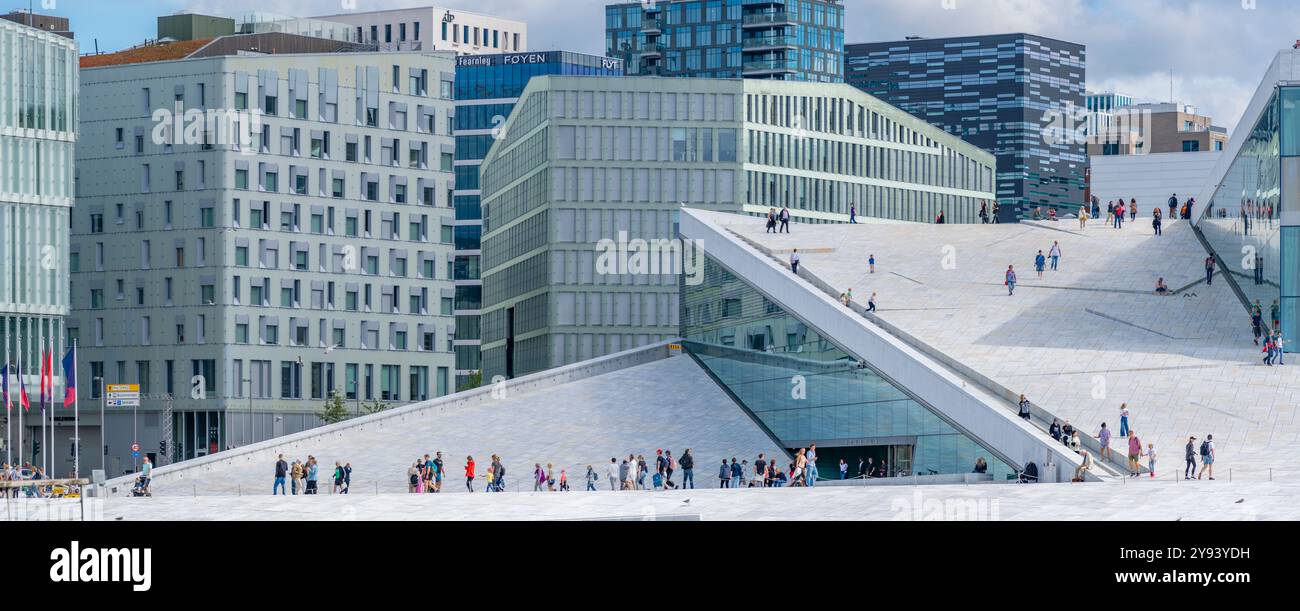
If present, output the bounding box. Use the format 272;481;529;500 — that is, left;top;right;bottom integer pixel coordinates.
8;478;1292;521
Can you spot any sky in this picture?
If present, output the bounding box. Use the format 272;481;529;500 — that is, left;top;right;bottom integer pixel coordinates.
39;0;1296;132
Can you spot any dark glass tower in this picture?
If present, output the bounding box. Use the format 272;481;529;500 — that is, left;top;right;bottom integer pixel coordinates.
846;34;1086;222
453;51;624;388
605;0;843;82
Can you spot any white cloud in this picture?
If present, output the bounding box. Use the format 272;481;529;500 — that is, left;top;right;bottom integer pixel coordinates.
173;0;1283;132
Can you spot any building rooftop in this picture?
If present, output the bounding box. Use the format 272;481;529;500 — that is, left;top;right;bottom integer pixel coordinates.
79;38;213;68
115;347;785;497
699;210;1299;480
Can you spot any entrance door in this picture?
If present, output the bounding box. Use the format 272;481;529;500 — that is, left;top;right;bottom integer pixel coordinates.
889;445;914;477
505;307;516;378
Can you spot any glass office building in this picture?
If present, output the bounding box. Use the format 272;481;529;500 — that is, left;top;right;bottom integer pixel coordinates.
680;255;1016;480
1197;85;1300;340
0;18;77;467
453;51;623;388
605;0;843;82
846;34;1087;222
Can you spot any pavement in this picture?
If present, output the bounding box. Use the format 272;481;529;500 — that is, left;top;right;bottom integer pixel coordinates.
5;477;1291;521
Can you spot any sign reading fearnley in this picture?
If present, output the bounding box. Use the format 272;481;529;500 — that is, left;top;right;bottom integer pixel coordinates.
50;541;152;592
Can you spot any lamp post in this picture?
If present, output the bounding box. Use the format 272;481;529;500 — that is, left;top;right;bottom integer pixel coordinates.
92;376;104;474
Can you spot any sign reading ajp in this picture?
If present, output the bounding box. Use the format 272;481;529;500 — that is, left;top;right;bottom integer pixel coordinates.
106;383;140;407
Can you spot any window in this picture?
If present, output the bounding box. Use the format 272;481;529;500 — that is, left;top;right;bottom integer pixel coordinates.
1182;140;1201;152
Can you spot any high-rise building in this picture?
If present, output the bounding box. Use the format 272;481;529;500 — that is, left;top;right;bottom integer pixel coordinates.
314;6;527;54
605;0;843;82
73;47;457;474
0;17;77;472
846;34;1087;222
478;76;996;380
452;51;624;388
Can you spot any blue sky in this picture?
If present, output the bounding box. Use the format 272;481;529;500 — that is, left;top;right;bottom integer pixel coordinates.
42;0;1293;132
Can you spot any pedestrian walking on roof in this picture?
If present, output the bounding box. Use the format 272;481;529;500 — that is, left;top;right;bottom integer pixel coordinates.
1049;241;1061;271
1034;250;1046;278
1197;435;1215;480
1098;423;1112;462
1119;403;1130;438
1127;431;1142;477
1184;436;1198;480
779;206;791;233
1005;265;1017;296
1018;394;1032;420
790;249;800;275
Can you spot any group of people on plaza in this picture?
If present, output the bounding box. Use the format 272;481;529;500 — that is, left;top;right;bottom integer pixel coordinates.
1038;401;1219;482
1074;194;1195;235
0;462;48;497
273;454;345;495
1250;299;1287;366
765;206;792;234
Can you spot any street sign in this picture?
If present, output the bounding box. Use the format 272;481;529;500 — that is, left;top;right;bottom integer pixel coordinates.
106;384;140;393
106;399;141;407
131;442;140;453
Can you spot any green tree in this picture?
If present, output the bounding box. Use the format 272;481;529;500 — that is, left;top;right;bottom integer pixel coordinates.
361;399;392;415
318;390;350;424
456;371;483;393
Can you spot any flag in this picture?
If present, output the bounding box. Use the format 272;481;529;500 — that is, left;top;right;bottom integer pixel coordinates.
17;362;29;412
39;347;53;412
62;347;76;408
1;364;9;412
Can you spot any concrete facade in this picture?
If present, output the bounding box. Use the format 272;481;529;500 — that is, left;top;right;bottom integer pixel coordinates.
72;51;458;476
315;6;527;55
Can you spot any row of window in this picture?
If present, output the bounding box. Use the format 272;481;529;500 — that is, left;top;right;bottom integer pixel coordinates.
85;359;450;403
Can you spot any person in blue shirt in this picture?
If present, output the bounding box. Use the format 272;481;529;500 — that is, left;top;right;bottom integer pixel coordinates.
1034;250;1046;278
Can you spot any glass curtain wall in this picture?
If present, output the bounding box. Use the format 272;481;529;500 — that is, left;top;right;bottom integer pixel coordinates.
681;255;1016;481
1198;89;1285;335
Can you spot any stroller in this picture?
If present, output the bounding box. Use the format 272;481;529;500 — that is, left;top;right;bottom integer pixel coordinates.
130;475;152;497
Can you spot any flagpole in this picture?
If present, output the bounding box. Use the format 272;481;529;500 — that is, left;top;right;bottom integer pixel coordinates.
16;330;22;470
4;321;10;468
73;340;79;480
40;327;46;477
4;322;10;468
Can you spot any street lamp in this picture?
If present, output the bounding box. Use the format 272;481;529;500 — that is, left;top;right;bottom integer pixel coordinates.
92;376;105;475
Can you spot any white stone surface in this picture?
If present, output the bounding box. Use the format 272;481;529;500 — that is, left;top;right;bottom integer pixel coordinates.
705;210;1300;479
9;478;1293;521
136;354;785;496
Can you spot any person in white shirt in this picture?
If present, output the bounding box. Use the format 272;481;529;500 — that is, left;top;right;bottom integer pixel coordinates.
605;458;619;491
1048;241;1062;271
790;249;800;275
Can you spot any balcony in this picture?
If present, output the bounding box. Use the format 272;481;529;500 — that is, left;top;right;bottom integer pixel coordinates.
742;34;797;51
641;43;663;56
642;18;661;33
743;58;798;76
742;11;796;28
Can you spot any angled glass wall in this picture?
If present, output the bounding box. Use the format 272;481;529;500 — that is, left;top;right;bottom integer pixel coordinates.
680;255;1015;481
1198;88;1290;337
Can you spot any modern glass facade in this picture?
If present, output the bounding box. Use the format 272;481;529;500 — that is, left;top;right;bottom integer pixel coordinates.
680;255;1016;480
477;76;996;382
1197;86;1298;340
453;51;623;387
0;18;76;468
846;34;1087;222
605;0;843;82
